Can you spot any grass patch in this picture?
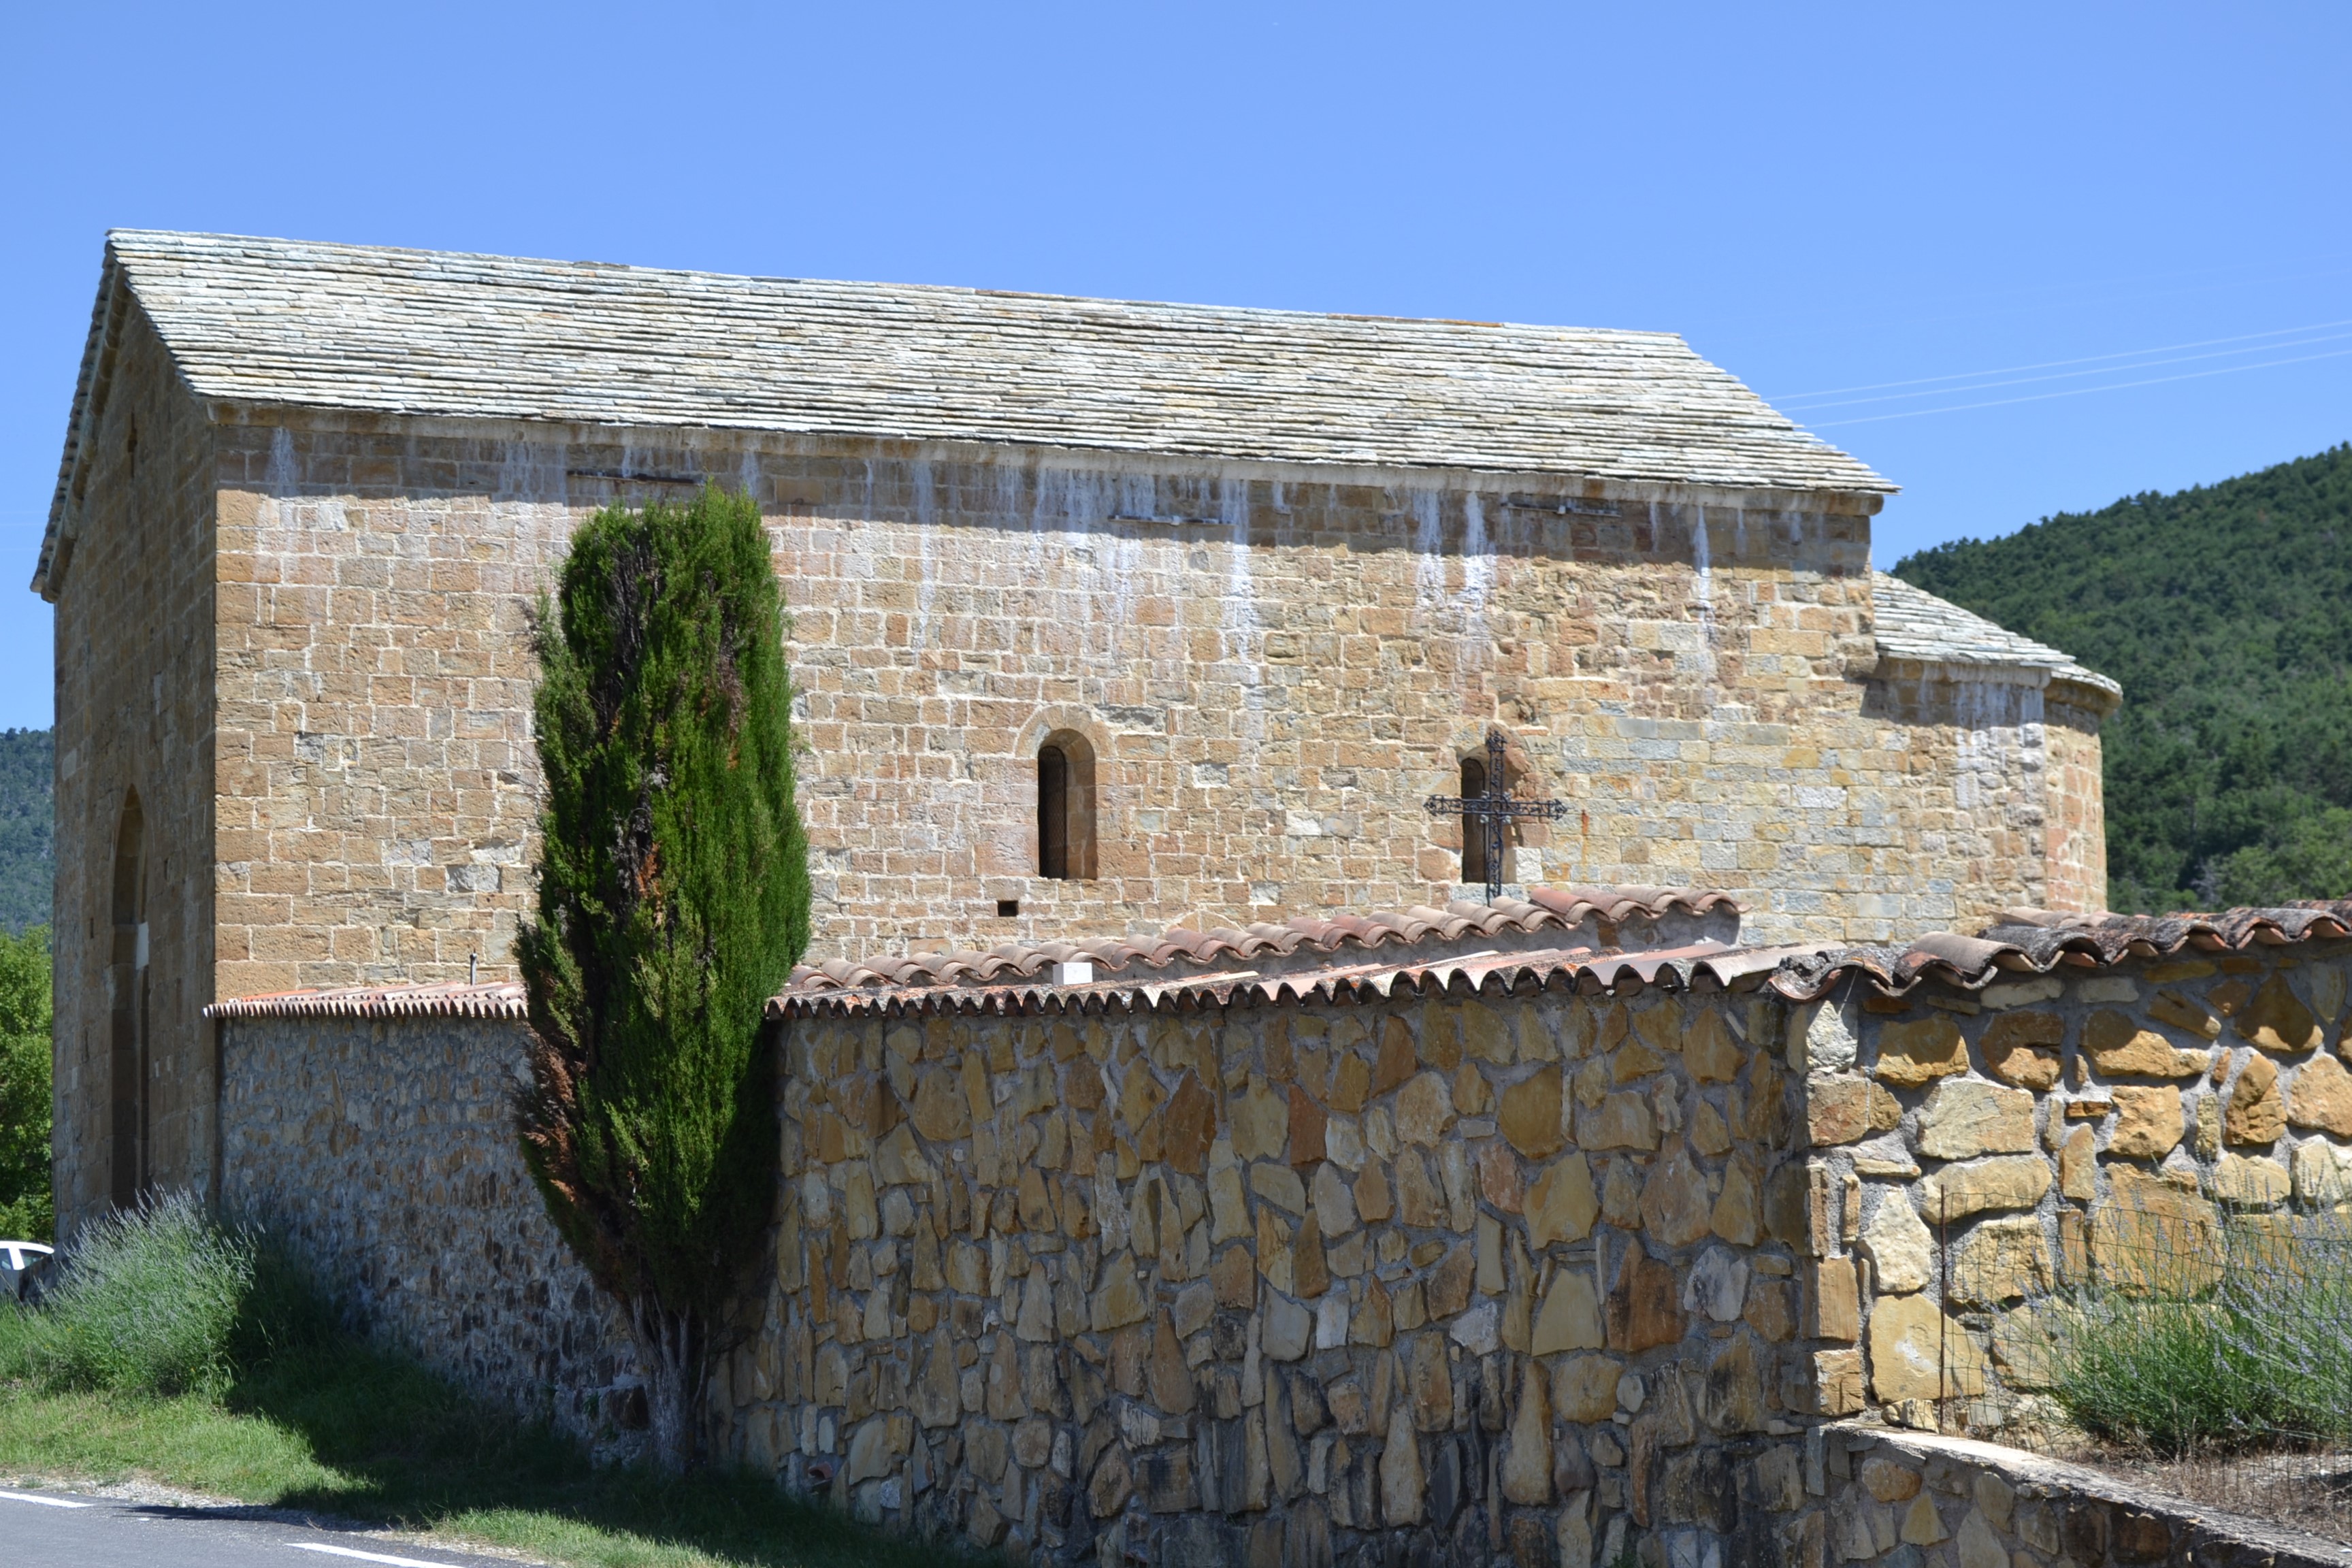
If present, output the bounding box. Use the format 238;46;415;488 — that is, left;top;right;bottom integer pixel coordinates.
0;1201;975;1568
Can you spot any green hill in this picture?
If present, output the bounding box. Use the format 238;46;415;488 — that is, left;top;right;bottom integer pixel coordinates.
1894;443;2352;914
0;730;52;935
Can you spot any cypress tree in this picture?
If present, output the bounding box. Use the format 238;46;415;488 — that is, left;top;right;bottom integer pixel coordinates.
516;485;810;1469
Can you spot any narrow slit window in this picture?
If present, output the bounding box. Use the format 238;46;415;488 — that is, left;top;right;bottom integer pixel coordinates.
1458;755;1490;886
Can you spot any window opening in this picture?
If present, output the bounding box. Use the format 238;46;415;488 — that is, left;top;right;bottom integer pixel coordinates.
1039;745;1071;879
1034;730;1098;881
1458;755;1490;885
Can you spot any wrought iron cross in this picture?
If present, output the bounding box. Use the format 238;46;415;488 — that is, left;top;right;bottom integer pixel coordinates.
1424;728;1568;902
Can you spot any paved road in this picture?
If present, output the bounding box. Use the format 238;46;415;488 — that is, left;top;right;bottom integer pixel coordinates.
0;1487;519;1567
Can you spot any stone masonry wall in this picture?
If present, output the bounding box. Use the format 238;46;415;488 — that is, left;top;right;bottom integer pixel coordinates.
215;1014;644;1452
1792;936;2352;1436
2040;696;2108;919
49;306;220;1234
735;978;1839;1567
197;405;2083;1000
1858;661;2110;928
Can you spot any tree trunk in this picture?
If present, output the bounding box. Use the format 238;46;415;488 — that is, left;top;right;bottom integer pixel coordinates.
630;1295;700;1472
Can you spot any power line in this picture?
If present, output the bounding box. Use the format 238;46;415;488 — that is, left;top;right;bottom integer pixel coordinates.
1780;259;2352;339
1782;328;2352;412
1809;345;2352;428
1771;316;2352;403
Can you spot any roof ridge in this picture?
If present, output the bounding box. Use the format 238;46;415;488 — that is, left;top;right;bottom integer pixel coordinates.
101;228;1695;342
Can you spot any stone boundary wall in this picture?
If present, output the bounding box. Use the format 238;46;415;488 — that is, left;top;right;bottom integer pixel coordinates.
1795;936;2352;1431
201;926;2352;1567
1802;1424;2352;1568
737;979;1841;1567
215;1014;644;1452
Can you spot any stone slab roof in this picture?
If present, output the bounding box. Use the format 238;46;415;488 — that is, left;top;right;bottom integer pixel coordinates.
1872;571;2120;702
42;229;1893;588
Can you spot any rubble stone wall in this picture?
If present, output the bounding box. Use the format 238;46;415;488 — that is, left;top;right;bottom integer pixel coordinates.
215;1013;644;1452
735;979;1844;1567
1795;936;2352;1436
200;934;2352;1566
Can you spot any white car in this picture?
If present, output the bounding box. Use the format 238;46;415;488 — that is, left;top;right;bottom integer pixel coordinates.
1;1240;52;1301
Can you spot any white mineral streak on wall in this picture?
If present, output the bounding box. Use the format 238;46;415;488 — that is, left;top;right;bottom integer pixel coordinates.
1942;674;2049;909
1949;679;2028;813
1411;489;1446;625
909;458;938;643
1460;490;1494;609
1407;489;1495;711
1690;503;1718;685
267;424;295;497
1106;472;1149;636
1219;476;1264;751
263;424;345;534
497;440;568;507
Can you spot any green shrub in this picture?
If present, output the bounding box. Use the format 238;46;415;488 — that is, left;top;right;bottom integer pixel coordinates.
2;1194;254;1396
2042;1203;2352;1453
517;485;811;1468
2044;1298;2266;1451
0;924;51;1242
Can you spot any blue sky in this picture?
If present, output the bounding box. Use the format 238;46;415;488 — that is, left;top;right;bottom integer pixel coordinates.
4;3;2348;731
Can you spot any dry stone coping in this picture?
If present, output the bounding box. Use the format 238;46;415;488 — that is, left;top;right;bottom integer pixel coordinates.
1829;1424;2352;1568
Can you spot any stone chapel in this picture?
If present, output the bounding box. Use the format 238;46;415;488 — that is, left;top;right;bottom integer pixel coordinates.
35;230;2115;1221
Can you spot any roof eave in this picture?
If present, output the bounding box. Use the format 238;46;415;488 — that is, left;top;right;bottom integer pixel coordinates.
34;244;131;602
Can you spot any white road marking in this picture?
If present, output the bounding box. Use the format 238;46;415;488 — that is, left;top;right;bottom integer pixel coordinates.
290;1546;467;1567
0;1489;93;1508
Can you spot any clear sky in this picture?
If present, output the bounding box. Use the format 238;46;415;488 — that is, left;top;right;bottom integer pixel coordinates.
4;3;2348;731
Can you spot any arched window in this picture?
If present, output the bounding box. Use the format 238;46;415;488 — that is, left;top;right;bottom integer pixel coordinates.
1458;754;1490;886
109;791;148;1209
1036;730;1098;880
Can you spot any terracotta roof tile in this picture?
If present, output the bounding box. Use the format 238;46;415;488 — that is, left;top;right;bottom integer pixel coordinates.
772;939;1828;1022
779;885;1740;997
202;902;2352;1028
204;981;527;1021
1767;902;2352;1000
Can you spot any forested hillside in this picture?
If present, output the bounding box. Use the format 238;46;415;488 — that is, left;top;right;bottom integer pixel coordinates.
0;730;50;934
1895;443;2352;913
